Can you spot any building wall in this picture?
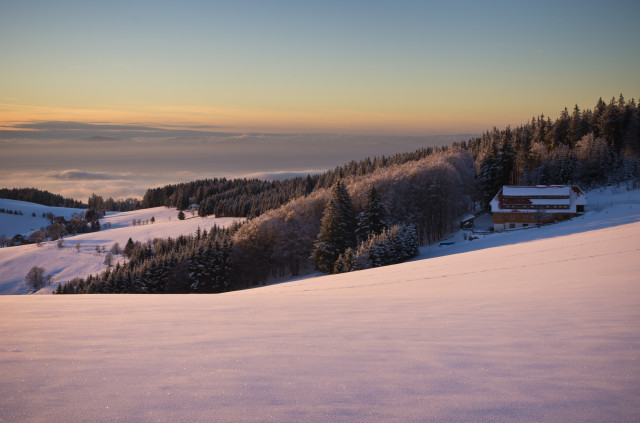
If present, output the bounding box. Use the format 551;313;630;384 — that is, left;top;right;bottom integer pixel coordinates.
492;212;576;231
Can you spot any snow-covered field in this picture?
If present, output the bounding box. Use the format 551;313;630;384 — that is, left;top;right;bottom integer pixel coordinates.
0;204;240;294
0;186;639;422
0;198;85;238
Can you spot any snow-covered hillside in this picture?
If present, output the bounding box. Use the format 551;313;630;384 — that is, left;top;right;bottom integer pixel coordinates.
0;186;638;422
420;184;640;259
0;205;240;294
0;198;85;238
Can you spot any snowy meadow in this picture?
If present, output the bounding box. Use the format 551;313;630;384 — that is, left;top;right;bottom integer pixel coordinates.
0;187;639;422
0;203;240;294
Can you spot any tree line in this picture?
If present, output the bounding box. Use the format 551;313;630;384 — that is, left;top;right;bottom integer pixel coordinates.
228;147;474;288
57;225;235;294
467;95;640;206
87;193;140;213
140;147;442;218
56;147;473;293
0;188;85;208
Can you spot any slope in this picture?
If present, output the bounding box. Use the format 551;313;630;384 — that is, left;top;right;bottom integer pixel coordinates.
0;198;85;238
0;189;638;422
0;206;240;294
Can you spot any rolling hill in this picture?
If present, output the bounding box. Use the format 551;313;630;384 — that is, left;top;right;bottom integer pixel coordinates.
0;203;240;294
0;185;638;421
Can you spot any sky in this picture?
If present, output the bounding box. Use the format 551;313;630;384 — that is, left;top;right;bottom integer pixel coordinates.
1;0;639;200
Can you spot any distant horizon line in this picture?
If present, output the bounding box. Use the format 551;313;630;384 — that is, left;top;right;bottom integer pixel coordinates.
0;119;481;140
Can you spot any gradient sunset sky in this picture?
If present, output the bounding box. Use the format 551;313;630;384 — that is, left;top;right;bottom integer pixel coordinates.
1;0;639;200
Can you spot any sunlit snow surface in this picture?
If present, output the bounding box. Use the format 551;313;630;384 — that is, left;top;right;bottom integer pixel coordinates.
0;205;240;294
1;187;639;422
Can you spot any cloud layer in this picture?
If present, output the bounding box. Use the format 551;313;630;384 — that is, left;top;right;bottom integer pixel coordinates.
0;121;472;201
0;120;232;140
45;169;132;181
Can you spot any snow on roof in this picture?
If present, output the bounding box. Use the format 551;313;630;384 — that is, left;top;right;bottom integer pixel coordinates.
503;186;571;197
460;214;475;222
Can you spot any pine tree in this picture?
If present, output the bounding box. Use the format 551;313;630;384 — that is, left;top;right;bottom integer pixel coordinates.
357;186;387;241
593;97;607;137
478;142;502;208
549;107;570;149
498;138;516;185
568;104;584;146
311;181;357;273
353;224;418;270
333;247;355;273
600;96;622;150
123;238;135;258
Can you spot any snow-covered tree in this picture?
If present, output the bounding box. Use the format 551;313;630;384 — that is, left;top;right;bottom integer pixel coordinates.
352;224;419;271
333;247;355;273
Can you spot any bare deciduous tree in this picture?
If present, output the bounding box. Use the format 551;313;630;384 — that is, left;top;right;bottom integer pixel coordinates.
29;230;46;246
25;266;47;291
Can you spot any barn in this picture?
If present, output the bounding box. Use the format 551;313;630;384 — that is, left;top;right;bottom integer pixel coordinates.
490;185;587;232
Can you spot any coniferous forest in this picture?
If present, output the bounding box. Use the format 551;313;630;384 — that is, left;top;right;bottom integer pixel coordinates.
55;95;640;294
0;188;85;208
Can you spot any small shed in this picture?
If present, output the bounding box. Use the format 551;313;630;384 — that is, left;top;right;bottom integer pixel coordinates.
459;214;476;229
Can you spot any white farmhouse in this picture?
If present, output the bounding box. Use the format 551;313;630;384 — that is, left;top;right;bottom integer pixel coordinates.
490;185;587;231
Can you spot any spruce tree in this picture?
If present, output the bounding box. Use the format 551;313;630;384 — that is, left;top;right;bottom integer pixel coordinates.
568;104;584;146
311;180;357;273
357;186;387;241
478;142;502;208
123;238;135;258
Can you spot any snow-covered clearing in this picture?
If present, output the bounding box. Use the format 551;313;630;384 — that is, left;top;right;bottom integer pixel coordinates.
0;205;240;294
0;186;639;422
0;199;85;238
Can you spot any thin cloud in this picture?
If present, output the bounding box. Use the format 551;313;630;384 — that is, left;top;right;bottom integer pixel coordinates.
75;136;123;142
243;170;326;181
0;120;233;140
45;169;132;181
13;121;163;132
